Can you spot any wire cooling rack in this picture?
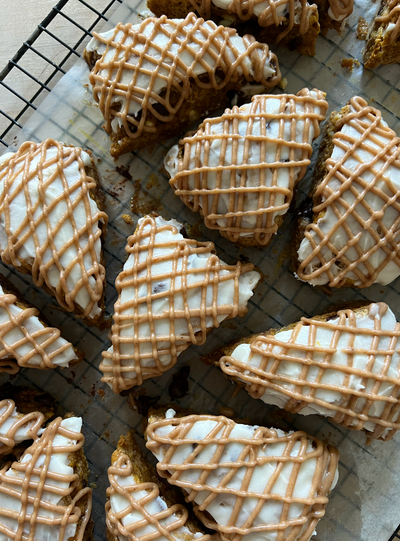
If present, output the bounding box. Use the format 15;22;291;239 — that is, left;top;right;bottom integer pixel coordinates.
1;0;400;540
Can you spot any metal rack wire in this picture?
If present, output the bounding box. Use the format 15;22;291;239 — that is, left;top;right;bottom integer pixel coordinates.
0;1;399;540
0;0;123;147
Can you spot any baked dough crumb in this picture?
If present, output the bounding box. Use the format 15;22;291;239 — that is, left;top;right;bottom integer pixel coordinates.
356;17;368;40
122;214;133;225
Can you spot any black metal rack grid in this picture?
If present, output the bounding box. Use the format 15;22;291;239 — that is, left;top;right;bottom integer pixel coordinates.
0;1;400;540
0;0;123;148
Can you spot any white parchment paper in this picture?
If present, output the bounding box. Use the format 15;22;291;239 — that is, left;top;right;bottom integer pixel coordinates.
1;0;400;540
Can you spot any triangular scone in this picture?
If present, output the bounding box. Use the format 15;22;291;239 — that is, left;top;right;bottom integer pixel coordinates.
218;302;400;442
83;14;281;158
364;0;400;69
0;274;81;374
106;431;211;541
0;139;108;326
166;89;328;246
146;408;339;541
100;215;260;393
296;96;400;288
0;415;93;541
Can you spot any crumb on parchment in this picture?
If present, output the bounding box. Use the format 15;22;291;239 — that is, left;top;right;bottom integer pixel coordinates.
341;58;360;72
122;214;133;225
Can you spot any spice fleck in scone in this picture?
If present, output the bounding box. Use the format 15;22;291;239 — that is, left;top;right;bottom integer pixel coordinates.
83;14;281;158
166;89;328;247
146;408;339;541
219;302;400;442
0;274;82;374
296;96;400;288
0;415;93;541
364;0;400;68
106;431;210;541
147;0;321;55
100;215;260;393
0;139;108;326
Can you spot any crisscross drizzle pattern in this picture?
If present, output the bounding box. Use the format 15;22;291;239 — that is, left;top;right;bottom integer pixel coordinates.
0;286;77;373
297;96;400;288
0;139;107;319
376;0;400;42
101;215;258;393
0;416;92;541
168;89;328;245
187;0;317;41
0;399;44;456
146;413;339;541
220;302;400;441
106;453;210;541
87;14;280;140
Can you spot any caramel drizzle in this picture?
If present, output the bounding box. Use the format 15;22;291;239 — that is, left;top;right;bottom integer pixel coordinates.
376;0;400;42
0;399;44;456
170;89;328;245
146;414;339;541
0;417;92;541
100;215;255;393
221;303;400;441
88;14;280;140
297;96;400;288
188;0;317;41
0;289;75;372
327;0;353;20
0;139;107;317
106;453;210;541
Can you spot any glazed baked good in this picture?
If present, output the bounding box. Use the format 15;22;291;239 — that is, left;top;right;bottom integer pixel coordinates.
0;273;82;374
83;14;281;158
100;214;260;393
364;0;400;68
147;0;320;55
147;0;353;54
0;385;55;456
0;139;108;326
295;96;400;288
0;414;93;540
106;431;210;541
146;407;339;541
217;302;400;442
166;89;328;246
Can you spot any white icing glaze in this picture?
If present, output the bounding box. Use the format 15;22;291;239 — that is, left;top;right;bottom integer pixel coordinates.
226;304;400;436
109;465;204;541
102;216;260;382
147;413;339;541
0;148;104;317
297;101;400;287
385;21;397;35
0;417;83;541
0;285;78;369
86;18;277;135
0;402;43;453
165;91;325;238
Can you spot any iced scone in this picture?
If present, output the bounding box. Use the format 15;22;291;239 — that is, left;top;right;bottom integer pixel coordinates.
106;431;211;541
0;273;82;374
296;96;400;289
0;139;108;326
218;302;400;442
146;408;339;541
100;214;260;393
0;385;54;456
83;14;281;158
364;0;400;68
0;414;93;540
147;0;321;55
166;89;328;246
314;0;353;34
